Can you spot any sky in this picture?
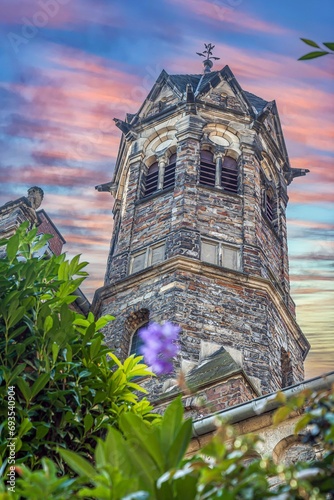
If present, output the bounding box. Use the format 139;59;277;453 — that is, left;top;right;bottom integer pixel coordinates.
0;0;333;379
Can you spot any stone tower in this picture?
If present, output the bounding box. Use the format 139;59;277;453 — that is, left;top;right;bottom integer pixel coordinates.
93;61;310;412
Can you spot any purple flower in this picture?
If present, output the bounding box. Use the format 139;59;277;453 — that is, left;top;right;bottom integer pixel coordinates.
139;322;180;375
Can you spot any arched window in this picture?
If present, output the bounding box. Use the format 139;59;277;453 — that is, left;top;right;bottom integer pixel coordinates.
129;322;148;356
144;162;159;197
200;151;215;186
163;153;177;189
281;348;293;388
142;153;177;198
221;156;238;193
263;187;276;223
199;151;239;193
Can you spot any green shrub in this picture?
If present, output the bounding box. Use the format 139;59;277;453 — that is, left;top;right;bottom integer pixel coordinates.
3;389;333;499
0;223;157;472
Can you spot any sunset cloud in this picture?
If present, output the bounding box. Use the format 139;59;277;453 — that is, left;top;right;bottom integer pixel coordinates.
169;0;289;35
0;1;333;379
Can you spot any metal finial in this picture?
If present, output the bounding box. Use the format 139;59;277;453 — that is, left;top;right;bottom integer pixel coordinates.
196;43;220;73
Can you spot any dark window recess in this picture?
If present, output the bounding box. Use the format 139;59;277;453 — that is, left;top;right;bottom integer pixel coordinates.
163;153;177;189
265;190;275;222
129;324;147;356
144;162;159;197
200;151;215;186
221;156;238;193
281;349;293;388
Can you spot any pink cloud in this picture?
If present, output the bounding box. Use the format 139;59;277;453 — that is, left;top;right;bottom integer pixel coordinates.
2;0;122;29
289;190;334;204
1;44;150;166
3;0;77;27
169;0;288;34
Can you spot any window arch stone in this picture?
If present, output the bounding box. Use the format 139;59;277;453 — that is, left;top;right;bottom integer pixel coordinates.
124;309;150;357
273;435;316;466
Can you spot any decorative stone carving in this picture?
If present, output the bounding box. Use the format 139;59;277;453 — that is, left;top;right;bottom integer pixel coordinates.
27;186;44;210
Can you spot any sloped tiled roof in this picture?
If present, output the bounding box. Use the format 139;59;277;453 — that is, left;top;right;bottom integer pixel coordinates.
169;72;268;113
186;346;242;390
169;72;221;95
244;91;268;114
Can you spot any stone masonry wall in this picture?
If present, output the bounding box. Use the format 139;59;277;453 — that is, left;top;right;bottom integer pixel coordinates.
97;258;305;397
151;375;258;420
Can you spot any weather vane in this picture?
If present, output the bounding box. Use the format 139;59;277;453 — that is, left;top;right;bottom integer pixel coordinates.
197;43;220;73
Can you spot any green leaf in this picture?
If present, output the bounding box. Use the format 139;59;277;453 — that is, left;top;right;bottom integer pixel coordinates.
84;413;94;433
119;413;164;471
108;352;123;368
17;377;32;403
273;405;292;425
166;418;192;468
161;397;184;452
35;423;51;440
31;373;50;399
95;315;115;330
90;337;101;360
7;364;26;385
52;342;60;364
294;413;312;434
300;38;320;48
17;417;33;438
8;306;26;329
96;427;129;471
44;315;53;333
58;448;96;479
299;51;329;60
323;42;334;51
73;318;90;327
7;233;20;261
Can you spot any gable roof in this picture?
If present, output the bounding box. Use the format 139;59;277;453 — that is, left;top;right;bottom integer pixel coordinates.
131;66;267;124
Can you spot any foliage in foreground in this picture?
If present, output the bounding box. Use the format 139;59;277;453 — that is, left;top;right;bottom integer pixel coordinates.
1;387;333;499
299;38;334;60
0;225;333;499
0;224;156;472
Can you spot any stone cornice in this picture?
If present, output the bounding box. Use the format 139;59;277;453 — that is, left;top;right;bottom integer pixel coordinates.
92;255;310;357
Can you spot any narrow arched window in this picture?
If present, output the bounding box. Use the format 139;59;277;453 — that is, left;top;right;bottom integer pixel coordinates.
200;151;215;186
263;188;276;223
281;348;293;388
129;323;148;356
144;162;159;197
163;153;177;189
221;156;238;193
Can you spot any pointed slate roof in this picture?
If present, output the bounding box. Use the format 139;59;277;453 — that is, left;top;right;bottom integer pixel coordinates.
244;91;268;114
169;71;219;95
151;346;247;404
186;346;242;390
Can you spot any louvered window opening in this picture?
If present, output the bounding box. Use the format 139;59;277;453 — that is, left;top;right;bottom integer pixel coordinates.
163;153;177;190
222;156;238;193
200;152;238;192
265;192;275;222
200;151;216;186
144;162;159;197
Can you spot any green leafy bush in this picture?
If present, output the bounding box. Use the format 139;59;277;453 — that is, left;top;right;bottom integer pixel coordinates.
0;223;156;472
3;389;333;499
